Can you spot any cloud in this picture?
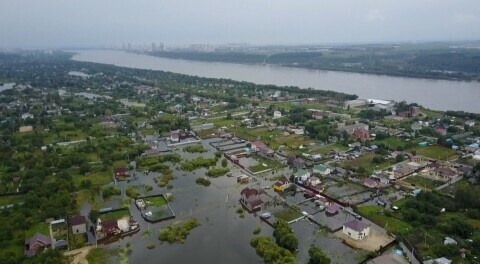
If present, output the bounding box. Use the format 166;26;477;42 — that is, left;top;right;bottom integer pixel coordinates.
366;9;385;22
452;12;478;24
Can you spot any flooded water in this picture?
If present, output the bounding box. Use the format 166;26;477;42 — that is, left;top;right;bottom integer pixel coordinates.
0;82;15;92
71;50;480;113
97;139;265;263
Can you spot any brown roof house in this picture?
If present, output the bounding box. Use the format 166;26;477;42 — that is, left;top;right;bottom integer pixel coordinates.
25;233;52;257
240;187;263;212
101;219;119;236
342;220;370;240
69;215;87;234
273;177;290;192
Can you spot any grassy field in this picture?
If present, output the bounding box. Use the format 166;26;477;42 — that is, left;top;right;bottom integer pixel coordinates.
99;208;131;221
71;169;112;188
373;137;419;150
75;189;103;210
315;142;349;155
414;145;456;160
144;195;167;207
273;207;303;222
357;205;411;234
25;222;50;237
249;156;284;173
403;176;443;190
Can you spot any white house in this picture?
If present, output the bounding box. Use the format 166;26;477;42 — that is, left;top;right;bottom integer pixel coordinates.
313;164;331;176
342;220;370;240
294;169;311;182
69;215;87;234
21;113;34;120
307;176;321;187
273;111;282;118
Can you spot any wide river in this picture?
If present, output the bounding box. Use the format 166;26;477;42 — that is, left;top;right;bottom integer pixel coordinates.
72;50;480;113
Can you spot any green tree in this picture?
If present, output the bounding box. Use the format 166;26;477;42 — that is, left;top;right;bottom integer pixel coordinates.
308;245;331;264
221;158;228;168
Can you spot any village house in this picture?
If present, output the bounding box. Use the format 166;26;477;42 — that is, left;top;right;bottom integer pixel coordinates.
326;203;341;215
424;257;453;264
465;120;475;127
294;169;311;182
307;176;322;188
363;178;379;188
311;111;326;120
114;166;127;179
170;130;181;143
273;111;282;118
435;128;447;136
19;125;33;133
21;113;34;119
342;220;370;240
313;164;331;176
273;177;290;192
352;129;370;141
101;219;119;236
430;167;458;181
240;187;263;212
337;123;369;134
393;164;416;178
291;157;306;169
69;215;87;234
25;233;52;257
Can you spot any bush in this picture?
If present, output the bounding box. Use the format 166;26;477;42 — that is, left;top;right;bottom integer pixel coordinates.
147;243;155;249
158;219;200;244
183;145;208;153
221;158;228;168
195;177;211;187
182;157;218;171
253;227;261;235
206;167;230;178
102;186;121;199
126;186;139;199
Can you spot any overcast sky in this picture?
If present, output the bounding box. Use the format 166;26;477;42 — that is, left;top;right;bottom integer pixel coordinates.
1;0;480;48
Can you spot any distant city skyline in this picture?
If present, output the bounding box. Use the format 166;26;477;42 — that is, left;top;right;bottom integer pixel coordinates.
1;0;480;49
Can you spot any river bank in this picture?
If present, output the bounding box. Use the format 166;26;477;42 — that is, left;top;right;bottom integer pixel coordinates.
71;49;480;113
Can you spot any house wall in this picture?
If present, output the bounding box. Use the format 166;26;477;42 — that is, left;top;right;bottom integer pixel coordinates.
342;226;370;240
72;224;87;234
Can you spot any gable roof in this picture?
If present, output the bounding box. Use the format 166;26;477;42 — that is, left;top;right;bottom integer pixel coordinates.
69;215;86;226
278;177;289;184
326;203;341;214
294;169;309;177
240;188;259;199
314;164;329;172
25;233;52;249
344;219;370;232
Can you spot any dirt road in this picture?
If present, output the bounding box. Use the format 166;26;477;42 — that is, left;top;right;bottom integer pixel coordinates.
64;246;93;264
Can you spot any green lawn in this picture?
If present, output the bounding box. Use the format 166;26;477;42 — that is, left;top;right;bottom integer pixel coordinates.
250;156;284;173
71;170;112;187
273;207;303;222
99;208;131;221
144;195;167;207
357;205;412;234
403;176;443;190
315;142;349;155
373;137;419;150
414;145;456;160
25;222;50;237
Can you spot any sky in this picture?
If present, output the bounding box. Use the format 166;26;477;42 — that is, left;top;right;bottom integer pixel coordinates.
1;0;480;48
